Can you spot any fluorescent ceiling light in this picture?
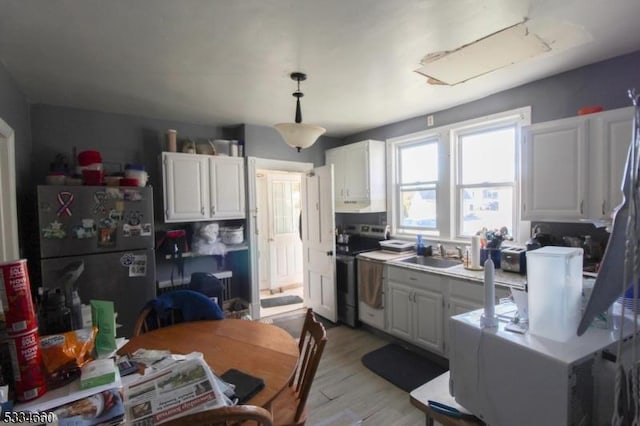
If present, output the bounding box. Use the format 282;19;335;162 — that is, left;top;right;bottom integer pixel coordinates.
415;22;551;85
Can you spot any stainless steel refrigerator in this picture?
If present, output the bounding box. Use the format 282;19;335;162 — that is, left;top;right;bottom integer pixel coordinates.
37;185;156;338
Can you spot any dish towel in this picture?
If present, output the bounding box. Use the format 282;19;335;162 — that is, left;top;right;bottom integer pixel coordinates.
358;260;384;308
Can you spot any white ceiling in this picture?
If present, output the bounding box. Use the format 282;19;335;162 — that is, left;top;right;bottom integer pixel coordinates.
1;0;639;137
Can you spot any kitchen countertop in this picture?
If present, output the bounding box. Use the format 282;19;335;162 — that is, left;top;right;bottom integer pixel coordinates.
386;256;527;290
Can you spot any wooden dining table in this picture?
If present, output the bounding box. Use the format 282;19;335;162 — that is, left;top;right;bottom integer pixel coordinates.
118;319;300;408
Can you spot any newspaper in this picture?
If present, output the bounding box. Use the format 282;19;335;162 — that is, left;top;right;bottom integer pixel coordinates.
123;357;230;425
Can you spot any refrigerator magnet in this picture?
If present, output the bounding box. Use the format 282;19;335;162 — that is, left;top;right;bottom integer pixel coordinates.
93;191;108;215
126;210;143;226
71;218;97;239
109;209;123;223
129;255;148;277
123;189;142;202
120;252;135;266
97;218;117;247
42;220;66;239
122;223;142;238
141;223;152;237
56;191;74;217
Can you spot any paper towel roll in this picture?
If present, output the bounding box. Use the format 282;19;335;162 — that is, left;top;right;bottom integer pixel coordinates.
471;236;481;268
482;259;497;328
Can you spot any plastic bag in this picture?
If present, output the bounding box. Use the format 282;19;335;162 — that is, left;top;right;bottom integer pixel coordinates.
40;327;98;374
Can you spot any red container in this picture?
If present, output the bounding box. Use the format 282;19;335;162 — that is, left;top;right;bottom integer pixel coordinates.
77;150;102;166
119;177;139;186
0;259;38;335
8;328;47;401
82;169;104;185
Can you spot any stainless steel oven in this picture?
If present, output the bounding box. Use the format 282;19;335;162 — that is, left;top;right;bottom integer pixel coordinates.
336;254;357;327
335;224;388;327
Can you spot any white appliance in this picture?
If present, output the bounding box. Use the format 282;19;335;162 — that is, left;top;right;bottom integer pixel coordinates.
379;239;414;252
449;306;637;426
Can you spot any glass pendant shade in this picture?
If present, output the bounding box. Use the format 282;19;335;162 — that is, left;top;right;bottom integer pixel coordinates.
274;122;326;152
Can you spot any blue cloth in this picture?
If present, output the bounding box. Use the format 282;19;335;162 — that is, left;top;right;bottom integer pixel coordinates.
147;290;225;324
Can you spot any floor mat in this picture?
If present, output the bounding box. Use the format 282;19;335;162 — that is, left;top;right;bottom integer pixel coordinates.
260;295;303;308
262;311;338;339
361;343;447;392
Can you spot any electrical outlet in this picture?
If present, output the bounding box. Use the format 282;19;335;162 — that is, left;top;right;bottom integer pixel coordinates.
427;115;434;126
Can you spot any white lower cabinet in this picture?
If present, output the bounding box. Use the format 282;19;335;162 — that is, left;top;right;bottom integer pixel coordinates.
385;266;513;358
386;266;445;355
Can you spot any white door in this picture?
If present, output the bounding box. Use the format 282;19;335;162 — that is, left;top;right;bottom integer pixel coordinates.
302;165;336;321
256;174;270;291
0;118;19;262
267;172;303;291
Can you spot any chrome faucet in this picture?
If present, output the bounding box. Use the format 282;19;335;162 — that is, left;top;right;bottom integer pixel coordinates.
455;246;463;259
437;243;445;258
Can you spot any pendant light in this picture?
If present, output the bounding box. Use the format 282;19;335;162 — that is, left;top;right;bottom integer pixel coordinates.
274;72;326;152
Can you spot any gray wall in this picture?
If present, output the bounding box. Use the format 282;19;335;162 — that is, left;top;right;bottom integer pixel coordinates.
345;50;640;143
0;60;32;258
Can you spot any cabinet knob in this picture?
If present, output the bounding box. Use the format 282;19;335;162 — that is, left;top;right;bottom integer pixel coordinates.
211;206;216;216
201;206;205;216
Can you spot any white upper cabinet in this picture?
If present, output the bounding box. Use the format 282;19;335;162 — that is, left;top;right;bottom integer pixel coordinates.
521;116;589;221
162;152;245;222
163;152;209;222
593;107;634;220
521;106;633;222
324;139;386;212
208;156;245;219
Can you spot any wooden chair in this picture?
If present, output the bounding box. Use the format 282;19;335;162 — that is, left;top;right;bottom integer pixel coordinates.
270;308;328;425
162;404;273;426
133;289;225;336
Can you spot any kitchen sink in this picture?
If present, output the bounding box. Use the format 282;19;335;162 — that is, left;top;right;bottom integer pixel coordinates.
399;256;462;269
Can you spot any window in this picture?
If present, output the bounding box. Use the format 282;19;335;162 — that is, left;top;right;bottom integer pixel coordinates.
456;125;517;238
397;139;439;232
387;107;530;242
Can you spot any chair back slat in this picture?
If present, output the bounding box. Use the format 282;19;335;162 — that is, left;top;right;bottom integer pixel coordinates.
161;404;273;426
289;308;327;422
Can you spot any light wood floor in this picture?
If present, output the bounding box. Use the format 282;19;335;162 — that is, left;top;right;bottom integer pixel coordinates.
305;324;426;426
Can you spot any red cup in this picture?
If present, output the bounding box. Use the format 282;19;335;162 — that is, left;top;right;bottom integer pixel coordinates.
82;169;104;185
77;150;102;166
